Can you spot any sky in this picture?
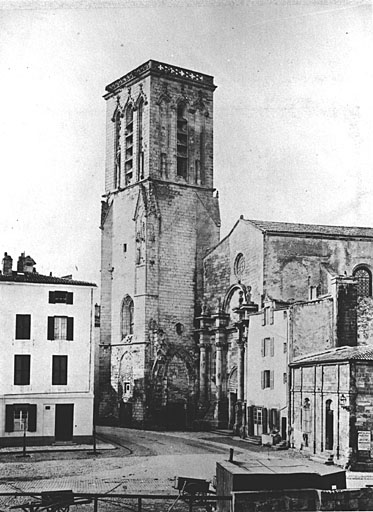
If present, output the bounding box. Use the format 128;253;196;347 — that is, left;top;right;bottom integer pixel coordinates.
0;0;372;287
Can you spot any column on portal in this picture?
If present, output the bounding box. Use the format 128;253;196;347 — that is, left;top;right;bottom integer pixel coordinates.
215;341;223;402
214;312;228;402
211;309;229;428
196;313;212;405
199;343;207;401
233;294;258;437
237;337;246;403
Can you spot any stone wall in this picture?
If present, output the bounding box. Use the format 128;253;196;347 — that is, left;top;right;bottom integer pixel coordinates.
291;298;334;359
291;363;350;463
265;234;373;303
357;296;373;345
149;75;215;188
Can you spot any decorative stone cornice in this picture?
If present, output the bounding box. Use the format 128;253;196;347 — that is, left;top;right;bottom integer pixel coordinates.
105;59;216;96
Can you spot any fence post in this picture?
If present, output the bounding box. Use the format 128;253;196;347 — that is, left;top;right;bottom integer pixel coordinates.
189;496;193;512
138;496;142;512
94;497;98;512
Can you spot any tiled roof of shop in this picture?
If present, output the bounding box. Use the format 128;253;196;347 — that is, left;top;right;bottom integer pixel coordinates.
0;272;96;287
243;219;373;239
291;345;373;365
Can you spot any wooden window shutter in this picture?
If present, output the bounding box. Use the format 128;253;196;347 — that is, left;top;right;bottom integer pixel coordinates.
270;306;274;325
67;317;74;341
28;405;37;432
270;370;274;389
5;405;14;432
261;339;265;357
49;291;55;304
262;408;268;434
16;315;31;340
270;338;274;357
262;311;266;326
261;371;265;389
247;406;254;436
67;292;73;305
47;317;55;340
269;408;273;430
62;356;68;384
274;409;279;430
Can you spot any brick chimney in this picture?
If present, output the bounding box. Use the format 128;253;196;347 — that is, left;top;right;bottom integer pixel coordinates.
2;252;13;275
17;253;36;274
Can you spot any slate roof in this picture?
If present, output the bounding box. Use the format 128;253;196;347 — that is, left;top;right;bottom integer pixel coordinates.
291;345;373;366
243;219;373;239
0;272;96;287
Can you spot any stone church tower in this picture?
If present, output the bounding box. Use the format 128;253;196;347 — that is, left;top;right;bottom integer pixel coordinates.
98;60;220;428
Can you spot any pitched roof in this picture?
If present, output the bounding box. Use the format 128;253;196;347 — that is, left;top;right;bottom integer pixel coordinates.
291;345;373;366
0;272;96;287
243;219;373;239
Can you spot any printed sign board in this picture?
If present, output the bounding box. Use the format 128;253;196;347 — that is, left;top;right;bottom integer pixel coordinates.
358;430;371;451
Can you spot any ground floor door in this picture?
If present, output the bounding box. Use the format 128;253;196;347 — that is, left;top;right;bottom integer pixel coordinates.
55;404;74;441
281;416;287;440
119;402;132;427
228;393;237;429
165;402;186;430
254;407;263;436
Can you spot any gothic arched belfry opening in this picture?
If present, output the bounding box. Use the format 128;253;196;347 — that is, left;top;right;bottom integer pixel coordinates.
98;60;220;428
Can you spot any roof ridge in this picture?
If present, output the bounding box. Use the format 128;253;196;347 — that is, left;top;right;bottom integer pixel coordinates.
0;272;96;287
244;218;373;231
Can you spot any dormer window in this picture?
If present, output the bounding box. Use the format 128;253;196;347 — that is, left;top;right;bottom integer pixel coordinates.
177;103;188;179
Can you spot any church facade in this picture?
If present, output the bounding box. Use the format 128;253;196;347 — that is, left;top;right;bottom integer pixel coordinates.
98;60;373;468
199;218;373;468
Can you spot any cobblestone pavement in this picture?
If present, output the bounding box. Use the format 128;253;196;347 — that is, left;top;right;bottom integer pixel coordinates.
0;427;372;511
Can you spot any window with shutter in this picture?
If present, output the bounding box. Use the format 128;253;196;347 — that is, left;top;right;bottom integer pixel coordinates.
263;338;271;357
48;317;73;341
14;355;30;385
262;310;266;326
13;405;28;431
5;405;14;432
15;315;31;340
270;370;274;389
270;338;274;357
48;317;55;340
247;405;255;436
52;355;68;385
262;408;268;434
67;317;74;340
28;404;37;432
49;291;74;304
5;404;37;432
271;408;279;430
263;370;271;388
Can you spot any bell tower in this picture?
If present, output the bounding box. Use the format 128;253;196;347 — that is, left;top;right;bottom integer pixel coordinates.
98;60;220;428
